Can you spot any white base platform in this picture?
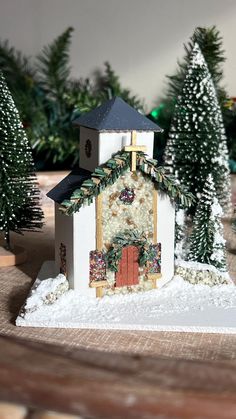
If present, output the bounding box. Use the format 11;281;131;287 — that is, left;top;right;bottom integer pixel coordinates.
16;261;236;333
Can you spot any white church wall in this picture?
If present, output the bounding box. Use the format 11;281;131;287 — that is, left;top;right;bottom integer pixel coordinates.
136;131;154;159
79;128;155;173
157;192;175;287
99;132;123;165
73;202;96;297
55;203;74;288
99;131;154;166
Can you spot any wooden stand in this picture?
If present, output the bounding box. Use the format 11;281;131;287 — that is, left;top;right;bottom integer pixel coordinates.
146;273;162;289
90;280;108;298
0;246;27;267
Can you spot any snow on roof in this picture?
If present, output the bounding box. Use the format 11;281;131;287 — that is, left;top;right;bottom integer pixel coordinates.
74;97;162;132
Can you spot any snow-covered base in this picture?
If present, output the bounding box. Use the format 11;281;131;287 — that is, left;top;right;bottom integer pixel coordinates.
16;261;236;333
176;259;231;286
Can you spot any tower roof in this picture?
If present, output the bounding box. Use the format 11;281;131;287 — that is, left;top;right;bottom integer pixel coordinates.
74;97;162;132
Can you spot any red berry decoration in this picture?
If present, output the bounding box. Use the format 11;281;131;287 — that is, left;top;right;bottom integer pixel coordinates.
119;188;135;205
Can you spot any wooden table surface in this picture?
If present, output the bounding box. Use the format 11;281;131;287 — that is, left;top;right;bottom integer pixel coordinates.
1;334;236;419
0;172;236;362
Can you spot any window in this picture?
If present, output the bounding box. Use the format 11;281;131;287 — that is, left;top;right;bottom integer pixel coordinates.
85;139;92;158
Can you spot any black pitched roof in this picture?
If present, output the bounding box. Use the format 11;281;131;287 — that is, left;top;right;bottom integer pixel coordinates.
47;168;91;204
74;97;162;132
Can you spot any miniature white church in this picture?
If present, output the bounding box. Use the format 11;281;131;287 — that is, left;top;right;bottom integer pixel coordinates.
48;97;186;298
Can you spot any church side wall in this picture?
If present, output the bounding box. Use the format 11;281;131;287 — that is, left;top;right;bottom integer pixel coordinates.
157;192;175;286
79;126;99;172
55;203;74;288
73;203;96;297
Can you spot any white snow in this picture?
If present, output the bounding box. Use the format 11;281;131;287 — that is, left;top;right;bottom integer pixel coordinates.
16;261;236;333
211;197;223;217
25;273;67;311
175;208;184;226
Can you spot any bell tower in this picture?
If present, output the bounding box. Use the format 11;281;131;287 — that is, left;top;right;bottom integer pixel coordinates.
74;97;162;173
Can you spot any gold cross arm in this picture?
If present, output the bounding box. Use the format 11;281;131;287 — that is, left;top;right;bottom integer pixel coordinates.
124;145;147;152
124;131;147;171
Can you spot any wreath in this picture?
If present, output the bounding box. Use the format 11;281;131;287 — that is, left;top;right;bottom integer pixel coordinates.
105;230;151;273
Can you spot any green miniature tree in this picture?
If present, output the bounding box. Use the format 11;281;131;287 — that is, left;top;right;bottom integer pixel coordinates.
175;208;186;259
0;30;145;168
96;62;144;111
152;26;230;163
0;71;43;249
167;26;227;104
188;174;227;271
165;43;230;214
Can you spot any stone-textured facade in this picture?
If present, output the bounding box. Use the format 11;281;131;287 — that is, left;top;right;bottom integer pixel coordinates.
102;170;155;292
102;170;154;248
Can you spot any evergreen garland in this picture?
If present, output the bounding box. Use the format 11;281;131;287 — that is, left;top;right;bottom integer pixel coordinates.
60;151;195;215
105;230;149;273
188;174;227;271
165;43;230;214
137;153;194;208
0;29;144;168
61;151;130;215
0;72;43;249
96;62;144;111
37;27;73;104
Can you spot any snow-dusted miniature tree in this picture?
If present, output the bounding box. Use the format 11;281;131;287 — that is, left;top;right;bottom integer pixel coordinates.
232;205;236;233
175;208;186;259
188;174;227;271
0;71;43;249
165;43;230;214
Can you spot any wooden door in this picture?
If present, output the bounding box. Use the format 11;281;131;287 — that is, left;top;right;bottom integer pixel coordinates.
116;245;139;287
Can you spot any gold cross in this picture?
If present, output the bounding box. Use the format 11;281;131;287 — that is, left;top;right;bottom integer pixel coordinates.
124;131;147;171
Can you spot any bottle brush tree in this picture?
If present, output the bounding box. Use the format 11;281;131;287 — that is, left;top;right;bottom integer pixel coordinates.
165;43;230;214
167;26;227;104
175;208;187;259
152;26;230;163
0;71;43;250
188;174;227;271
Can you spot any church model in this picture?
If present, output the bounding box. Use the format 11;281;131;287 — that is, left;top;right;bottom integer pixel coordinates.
47;97;190;298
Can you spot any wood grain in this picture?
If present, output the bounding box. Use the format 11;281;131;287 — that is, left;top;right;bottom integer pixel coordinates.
0;246;27;267
0;335;236;419
124;145;147;152
116;246;139;286
0;402;27;419
124;130;148;171
0;402;78;419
